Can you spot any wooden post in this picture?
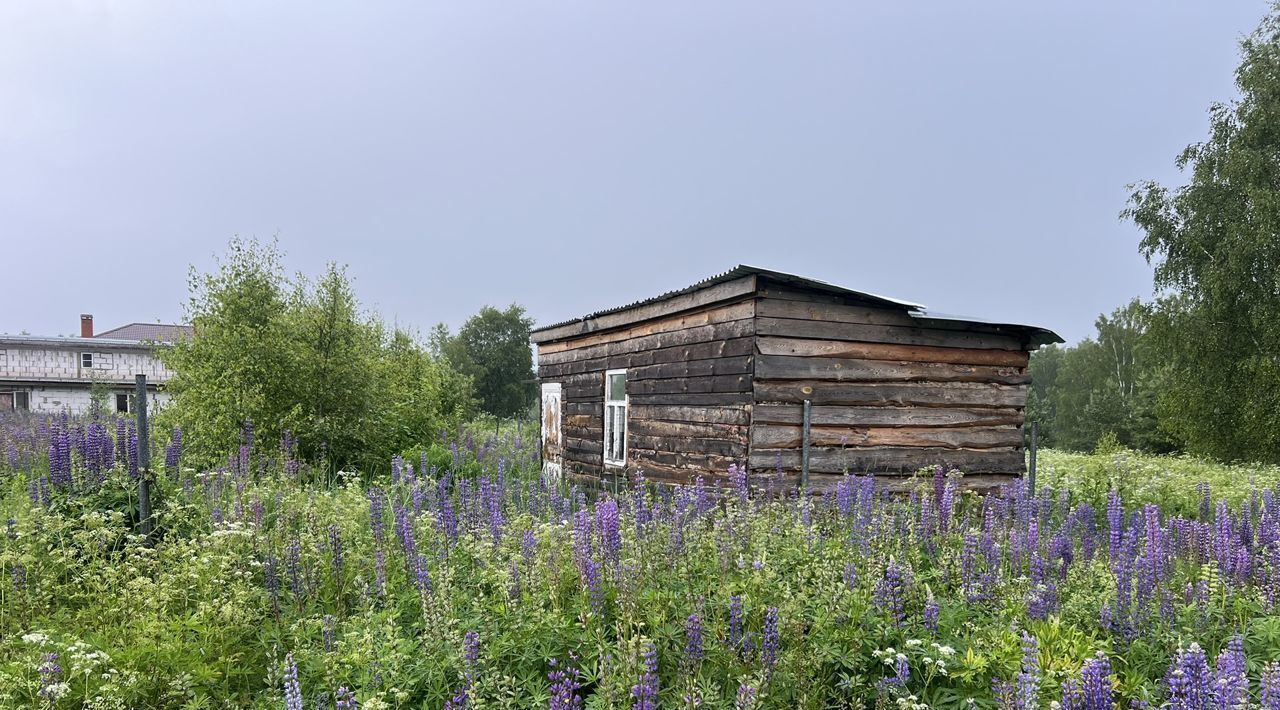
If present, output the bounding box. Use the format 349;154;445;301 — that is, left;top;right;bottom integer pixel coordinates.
1028;420;1038;493
135;374;152;541
801;399;812;491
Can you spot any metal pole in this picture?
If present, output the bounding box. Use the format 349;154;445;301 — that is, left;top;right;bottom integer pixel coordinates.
1028;420;1038;493
135;374;152;540
801;399;812;491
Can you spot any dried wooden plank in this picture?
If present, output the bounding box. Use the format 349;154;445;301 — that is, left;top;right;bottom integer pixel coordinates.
627;459;732;485
747;446;1024;474
628;392;754;407
756;336;1028;367
630;447;742;475
564;414;599;429
563;402;601;416
531;275;757;344
629;434;743;457
756;317;1024;351
629;375;752;396
750;424;1023;450
628;355;753;382
564;436;604;455
628;418;749;441
756;297;920;327
755;354;1028;385
800;471;1017;494
754;380;1026;408
538;320;756;365
628;404;751;426
538;337;755;378
751;403;1022;428
537;301;756;354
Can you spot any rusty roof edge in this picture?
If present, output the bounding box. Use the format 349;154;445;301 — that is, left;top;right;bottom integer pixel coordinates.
530;264;925;335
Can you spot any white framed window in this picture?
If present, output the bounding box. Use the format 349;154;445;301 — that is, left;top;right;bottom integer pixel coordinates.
603;369;628;466
116;393;130;414
81;352;93;369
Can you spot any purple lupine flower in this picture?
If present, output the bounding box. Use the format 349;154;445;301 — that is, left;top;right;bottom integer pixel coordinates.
875;560;908;628
923;595;940;634
374;548;387;598
1261;662;1280;710
683;613;704;668
843;561;858;592
572;509;593;575
1080;654;1113;710
367;488;386;543
1014;633;1040;710
631;643;659;710
1211;635;1247;709
328;524;344;581
729;463;749;507
729;595;745;655
264;553;281;609
735;683;758;709
126;420;139;480
463;630;481;682
1166;644;1211;710
165;425;183;473
597;499;621;572
286;537;304;599
1107;490;1124;560
283;653;303;710
334;686;357;710
37;652;63;703
323;615;336;653
548;658;583;710
9;563;24;592
761;606;780;670
582;557;604;614
522;529;538;569
1060;679;1085;710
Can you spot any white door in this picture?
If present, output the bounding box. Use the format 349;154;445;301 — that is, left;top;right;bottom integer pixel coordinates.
541;383;563;483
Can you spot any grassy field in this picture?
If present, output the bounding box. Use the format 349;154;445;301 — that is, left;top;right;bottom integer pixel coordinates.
2;414;1280;708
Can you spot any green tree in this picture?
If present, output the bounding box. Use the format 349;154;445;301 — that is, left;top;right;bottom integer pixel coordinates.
436;305;536;418
1124;7;1280;462
160;238;477;470
282;263;383;467
159;238;295;465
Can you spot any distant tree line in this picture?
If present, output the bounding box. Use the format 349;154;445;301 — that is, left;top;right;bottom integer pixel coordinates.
159;238;536;471
1033;8;1280;464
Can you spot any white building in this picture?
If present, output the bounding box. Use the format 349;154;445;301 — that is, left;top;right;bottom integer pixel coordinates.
0;314;191;414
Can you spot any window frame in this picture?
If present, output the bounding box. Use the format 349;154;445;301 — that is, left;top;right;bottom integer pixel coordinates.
115;393;130;414
602;368;628;467
14;391;28;411
81;352;93;369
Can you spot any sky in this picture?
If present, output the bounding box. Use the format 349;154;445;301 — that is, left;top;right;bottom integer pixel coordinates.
0;1;1268;345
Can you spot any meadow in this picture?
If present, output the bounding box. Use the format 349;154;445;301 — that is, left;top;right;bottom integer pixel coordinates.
2;412;1280;708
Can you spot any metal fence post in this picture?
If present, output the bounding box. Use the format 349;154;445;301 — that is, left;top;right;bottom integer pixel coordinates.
135;374;152;541
801;399;812;491
1028;420;1038;493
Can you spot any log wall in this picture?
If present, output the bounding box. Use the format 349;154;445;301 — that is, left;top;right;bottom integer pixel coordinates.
536;300;756;486
749;285;1030;491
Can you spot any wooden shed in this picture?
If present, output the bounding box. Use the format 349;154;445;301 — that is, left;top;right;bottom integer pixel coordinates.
529;266;1062;492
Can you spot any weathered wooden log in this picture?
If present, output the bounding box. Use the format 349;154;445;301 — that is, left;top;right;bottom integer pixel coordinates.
756;336;1028;367
753;380;1027;408
751;403;1022;428
754;354;1028;385
750;423;1023;450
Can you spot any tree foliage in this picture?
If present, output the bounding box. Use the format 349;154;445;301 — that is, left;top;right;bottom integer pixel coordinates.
434;305;536;418
159;238;476;470
1028;300;1172;453
1123;8;1280;462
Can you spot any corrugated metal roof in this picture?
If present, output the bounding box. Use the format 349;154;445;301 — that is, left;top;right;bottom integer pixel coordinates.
94;323;193;342
531;264;924;333
530;264;1063;346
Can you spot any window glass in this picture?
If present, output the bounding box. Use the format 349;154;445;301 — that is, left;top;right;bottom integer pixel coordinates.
14;392;28;410
116;393;129;413
81;353;93;369
607;372;626;402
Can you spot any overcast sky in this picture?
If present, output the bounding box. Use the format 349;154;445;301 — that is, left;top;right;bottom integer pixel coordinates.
0;1;1267;344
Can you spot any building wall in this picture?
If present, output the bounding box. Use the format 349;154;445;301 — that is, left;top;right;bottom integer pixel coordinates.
748;284;1030;492
23;386;171;414
0;345;174;383
536;300;756;485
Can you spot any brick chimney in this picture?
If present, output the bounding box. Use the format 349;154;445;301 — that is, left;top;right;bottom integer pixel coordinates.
80;314;93;338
